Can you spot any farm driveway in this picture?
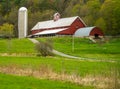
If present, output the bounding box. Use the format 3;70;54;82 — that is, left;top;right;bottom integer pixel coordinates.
28;38;83;59
28;38;116;62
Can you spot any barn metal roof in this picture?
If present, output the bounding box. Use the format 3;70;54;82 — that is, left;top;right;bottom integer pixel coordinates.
33;28;67;35
31;16;86;30
74;27;96;37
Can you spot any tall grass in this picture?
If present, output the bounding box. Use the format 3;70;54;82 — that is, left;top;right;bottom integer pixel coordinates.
0;73;94;89
0;56;116;76
0;56;119;88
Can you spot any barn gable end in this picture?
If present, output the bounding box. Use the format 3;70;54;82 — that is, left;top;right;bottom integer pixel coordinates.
58;17;86;35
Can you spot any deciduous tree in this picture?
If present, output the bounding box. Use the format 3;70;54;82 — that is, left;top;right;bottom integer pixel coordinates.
0;23;14;38
100;0;120;35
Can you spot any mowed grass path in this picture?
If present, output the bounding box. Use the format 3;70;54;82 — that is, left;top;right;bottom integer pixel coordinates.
0;73;94;89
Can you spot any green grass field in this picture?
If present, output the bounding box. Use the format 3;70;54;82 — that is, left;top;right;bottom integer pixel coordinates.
0;38;35;53
37;37;120;61
0;37;119;61
0;56;116;76
0;37;119;89
0;73;94;89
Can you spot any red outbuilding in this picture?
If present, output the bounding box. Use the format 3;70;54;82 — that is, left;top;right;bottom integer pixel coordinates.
74;26;104;38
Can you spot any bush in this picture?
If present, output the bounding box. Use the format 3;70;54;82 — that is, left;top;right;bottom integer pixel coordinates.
35;39;54;57
0;23;14;39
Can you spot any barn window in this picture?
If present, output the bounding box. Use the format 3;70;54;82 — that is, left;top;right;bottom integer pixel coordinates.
76;26;79;29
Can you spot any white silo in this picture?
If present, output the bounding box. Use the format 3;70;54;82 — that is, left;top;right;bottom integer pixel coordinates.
18;7;28;38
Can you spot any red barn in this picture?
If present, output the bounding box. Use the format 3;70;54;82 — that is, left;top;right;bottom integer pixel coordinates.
31;16;104;38
31;16;86;36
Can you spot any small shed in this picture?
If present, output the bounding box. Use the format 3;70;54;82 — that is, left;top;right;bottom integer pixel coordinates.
74;26;104;38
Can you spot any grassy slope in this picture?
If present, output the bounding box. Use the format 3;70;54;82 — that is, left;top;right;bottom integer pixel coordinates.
0;37;119;60
0;38;119;76
0;56;116;76
37;37;120;61
0;73;94;89
0;38;119;88
0;38;35;53
0;37;118;76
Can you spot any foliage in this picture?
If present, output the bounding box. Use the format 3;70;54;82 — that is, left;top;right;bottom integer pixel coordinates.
35;39;53;57
100;0;120;35
95;17;106;33
0;0;120;36
0;23;14;38
28;10;54;34
39;0;70;15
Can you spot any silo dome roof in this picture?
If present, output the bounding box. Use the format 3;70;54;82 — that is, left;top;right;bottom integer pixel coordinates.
19;7;27;11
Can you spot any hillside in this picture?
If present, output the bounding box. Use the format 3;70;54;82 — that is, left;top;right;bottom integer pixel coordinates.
0;55;119;89
0;37;119;60
0;38;35;55
37;37;120;61
0;37;119;89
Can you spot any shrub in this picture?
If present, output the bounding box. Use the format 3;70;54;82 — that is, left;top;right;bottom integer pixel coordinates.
35;39;54;57
0;23;14;39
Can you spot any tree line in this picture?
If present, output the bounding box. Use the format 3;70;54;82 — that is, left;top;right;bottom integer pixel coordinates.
0;0;120;37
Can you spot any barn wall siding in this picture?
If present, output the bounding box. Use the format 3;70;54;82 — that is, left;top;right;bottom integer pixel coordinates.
70;18;86;34
57;28;71;35
90;27;104;36
31;29;44;34
58;18;86;35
